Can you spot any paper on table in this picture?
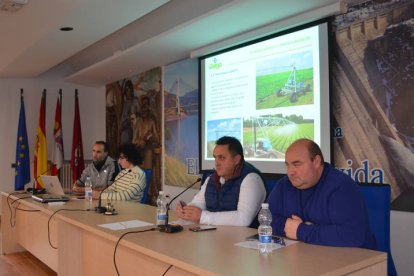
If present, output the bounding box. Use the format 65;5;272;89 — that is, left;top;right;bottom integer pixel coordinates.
172;219;195;226
234;239;298;251
98;220;154;231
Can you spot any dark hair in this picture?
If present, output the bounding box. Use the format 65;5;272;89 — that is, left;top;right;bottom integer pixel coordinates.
123;79;134;98
304;139;324;164
95;141;109;152
118;143;143;166
125;79;133;92
216;136;244;159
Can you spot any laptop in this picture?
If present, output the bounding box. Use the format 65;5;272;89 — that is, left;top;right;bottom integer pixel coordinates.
31;175;70;203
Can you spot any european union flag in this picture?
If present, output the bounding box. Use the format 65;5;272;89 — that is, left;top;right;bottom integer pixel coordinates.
15;95;30;190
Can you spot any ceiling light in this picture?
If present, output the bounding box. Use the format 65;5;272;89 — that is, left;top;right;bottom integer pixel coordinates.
60;27;74;32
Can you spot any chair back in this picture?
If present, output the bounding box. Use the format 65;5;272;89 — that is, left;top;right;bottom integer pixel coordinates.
358;183;397;276
201;170;213;186
140;169;152;204
264;178;279;196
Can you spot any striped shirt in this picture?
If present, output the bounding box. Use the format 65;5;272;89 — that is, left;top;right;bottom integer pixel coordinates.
100;166;145;201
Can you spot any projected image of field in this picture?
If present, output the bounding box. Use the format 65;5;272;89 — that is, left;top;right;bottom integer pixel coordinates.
243;116;314;158
256;68;314;109
206;118;242;157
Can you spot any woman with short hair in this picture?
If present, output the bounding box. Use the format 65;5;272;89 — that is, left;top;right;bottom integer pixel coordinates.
94;143;146;201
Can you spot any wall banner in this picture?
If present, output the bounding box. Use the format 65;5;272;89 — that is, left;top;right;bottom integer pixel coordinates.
332;0;414;211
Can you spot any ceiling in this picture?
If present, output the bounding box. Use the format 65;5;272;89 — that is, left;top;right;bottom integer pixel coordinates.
0;0;346;87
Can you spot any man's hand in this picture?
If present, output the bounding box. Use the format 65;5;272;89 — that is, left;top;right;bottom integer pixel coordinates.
72;181;85;193
284;215;303;240
180;206;202;223
175;203;185;219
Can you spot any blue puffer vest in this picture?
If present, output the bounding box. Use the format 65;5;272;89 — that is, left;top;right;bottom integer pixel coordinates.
205;162;261;212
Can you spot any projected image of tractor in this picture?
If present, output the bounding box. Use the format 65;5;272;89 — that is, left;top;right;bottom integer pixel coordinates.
243;117;285;159
255;62;313;110
276;64;311;103
244;138;280;159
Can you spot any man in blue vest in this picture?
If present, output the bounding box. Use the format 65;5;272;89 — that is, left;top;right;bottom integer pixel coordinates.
176;136;266;226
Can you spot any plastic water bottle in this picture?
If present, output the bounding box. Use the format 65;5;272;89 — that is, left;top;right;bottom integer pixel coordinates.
258;203;273;254
156;191;167;227
85;177;93;202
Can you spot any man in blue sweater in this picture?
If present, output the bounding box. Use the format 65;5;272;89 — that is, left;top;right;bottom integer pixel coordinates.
267;139;376;249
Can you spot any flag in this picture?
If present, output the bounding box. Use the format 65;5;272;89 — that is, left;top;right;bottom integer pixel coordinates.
15;94;31;190
34;90;48;189
70;91;85;183
50;94;64;176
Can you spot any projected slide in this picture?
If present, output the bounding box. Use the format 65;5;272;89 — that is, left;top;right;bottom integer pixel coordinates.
200;22;330;174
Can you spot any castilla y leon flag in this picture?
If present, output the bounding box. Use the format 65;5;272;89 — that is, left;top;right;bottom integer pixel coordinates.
15;92;31;190
34;90;48;189
50;94;64;176
70;90;85;183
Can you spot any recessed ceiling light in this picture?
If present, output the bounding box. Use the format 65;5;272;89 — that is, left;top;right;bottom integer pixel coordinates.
60;27;74;31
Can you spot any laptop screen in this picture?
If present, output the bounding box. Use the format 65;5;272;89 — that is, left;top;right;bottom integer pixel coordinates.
39;175;65;195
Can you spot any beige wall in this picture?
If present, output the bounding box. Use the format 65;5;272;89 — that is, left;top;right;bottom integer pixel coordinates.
0;75;106;202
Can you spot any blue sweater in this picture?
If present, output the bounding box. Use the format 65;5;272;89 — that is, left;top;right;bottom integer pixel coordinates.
267;163;376;249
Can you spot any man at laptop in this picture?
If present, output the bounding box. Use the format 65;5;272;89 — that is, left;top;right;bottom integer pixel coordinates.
73;141;119;192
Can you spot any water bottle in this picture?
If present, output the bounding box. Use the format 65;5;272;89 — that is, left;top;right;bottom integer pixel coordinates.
85;177;93;202
156;191;167;227
258;203;273;254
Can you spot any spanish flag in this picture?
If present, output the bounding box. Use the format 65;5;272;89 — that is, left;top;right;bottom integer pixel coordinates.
34;90;48;189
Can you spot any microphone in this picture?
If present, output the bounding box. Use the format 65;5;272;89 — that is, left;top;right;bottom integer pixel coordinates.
159;177;201;233
95;169;132;213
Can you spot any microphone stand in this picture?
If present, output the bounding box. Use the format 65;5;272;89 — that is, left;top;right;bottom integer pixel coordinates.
95;169;108;213
28;169;49;194
95;169;132;213
159;177;201;233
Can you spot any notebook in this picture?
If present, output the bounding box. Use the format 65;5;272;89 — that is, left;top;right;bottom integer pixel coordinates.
31;175;70;203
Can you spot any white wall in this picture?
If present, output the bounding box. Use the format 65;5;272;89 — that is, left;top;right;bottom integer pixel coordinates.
0;75;106;204
390;210;414;276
